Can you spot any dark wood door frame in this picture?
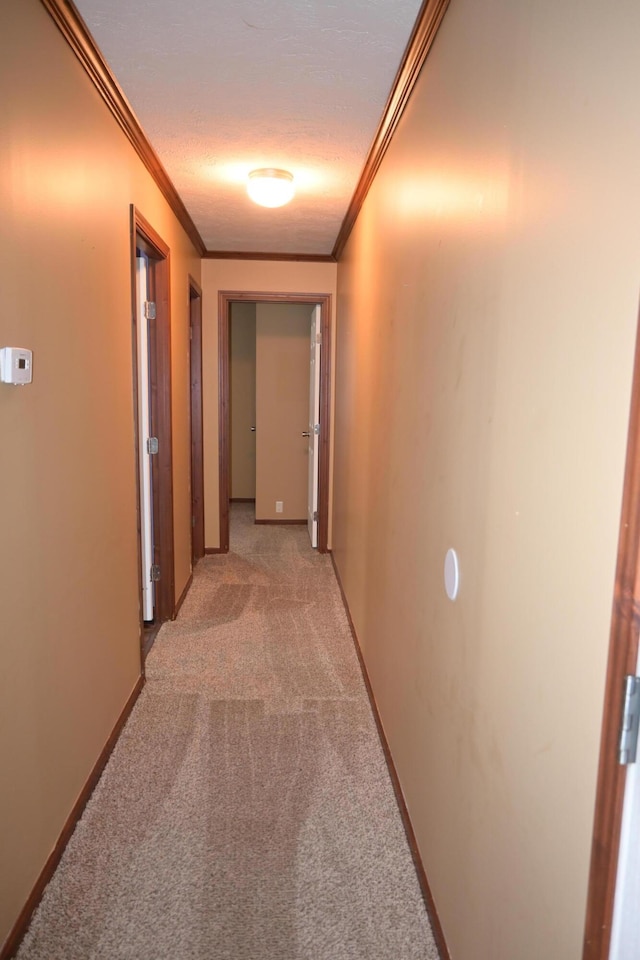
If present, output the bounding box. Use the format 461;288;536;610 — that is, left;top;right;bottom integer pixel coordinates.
218;291;332;553
189;276;205;564
583;304;640;959
130;207;175;647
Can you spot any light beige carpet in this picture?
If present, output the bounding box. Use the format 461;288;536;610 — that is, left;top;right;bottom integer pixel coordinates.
16;504;440;960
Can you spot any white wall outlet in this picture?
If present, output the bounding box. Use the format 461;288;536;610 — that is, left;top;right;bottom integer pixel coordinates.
276;501;283;513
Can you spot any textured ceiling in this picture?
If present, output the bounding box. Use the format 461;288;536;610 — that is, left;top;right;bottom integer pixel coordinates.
73;0;424;255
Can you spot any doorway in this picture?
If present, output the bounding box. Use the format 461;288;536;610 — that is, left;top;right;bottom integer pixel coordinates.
130;207;175;659
218;291;332;554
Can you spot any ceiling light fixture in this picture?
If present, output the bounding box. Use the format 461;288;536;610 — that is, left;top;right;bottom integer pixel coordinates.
247;168;295;208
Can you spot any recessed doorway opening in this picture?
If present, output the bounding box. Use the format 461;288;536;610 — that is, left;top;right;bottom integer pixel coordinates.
218;291;331;554
130;207;175;663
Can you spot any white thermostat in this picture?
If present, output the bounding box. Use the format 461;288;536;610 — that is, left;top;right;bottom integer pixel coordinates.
0;347;33;385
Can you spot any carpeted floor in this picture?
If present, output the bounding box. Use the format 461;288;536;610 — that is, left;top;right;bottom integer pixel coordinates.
16;504;440;960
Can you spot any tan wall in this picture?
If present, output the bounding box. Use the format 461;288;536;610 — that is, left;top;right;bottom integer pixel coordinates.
0;0;200;945
230;303;257;499
201;259;337;547
256;303;312;520
332;0;640;958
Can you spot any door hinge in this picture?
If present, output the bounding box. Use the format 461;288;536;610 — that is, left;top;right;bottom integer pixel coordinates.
192;514;196;528
313;510;318;522
144;300;157;321
150;564;161;582
314;423;320;436
189;325;193;340
316;332;322;345
146;437;159;455
619;675;640;764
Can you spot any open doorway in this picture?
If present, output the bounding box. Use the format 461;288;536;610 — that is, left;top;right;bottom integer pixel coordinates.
130;207;175;661
218;291;331;554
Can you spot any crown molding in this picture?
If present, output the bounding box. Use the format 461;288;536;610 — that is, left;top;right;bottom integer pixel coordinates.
40;0;206;257
40;0;451;265
203;250;336;263
332;0;451;261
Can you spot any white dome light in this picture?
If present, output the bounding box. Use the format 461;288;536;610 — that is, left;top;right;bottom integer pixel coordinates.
247;168;295;208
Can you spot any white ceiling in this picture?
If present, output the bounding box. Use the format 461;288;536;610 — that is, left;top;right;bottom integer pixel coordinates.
73;0;424;255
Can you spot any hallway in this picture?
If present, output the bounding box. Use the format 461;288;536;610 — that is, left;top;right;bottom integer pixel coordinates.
16;505;438;960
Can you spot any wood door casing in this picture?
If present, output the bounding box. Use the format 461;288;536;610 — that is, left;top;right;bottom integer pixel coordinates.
583;303;640;959
189;276;205;564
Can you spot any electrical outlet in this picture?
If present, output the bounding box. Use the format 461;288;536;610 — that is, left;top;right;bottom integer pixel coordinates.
276;501;283;513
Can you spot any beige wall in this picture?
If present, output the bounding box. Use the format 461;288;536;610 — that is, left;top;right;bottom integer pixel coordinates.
230;303;256;499
201;259;337;547
256;303;312;521
0;0;200;945
332;0;640;957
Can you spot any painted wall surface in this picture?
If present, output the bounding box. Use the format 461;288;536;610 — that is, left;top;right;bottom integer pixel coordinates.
201;259;337;548
230;303;257;499
256;303;312;521
0;0;200;945
332;1;640;958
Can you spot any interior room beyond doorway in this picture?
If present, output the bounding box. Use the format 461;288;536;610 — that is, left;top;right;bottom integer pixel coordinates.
229;300;315;538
